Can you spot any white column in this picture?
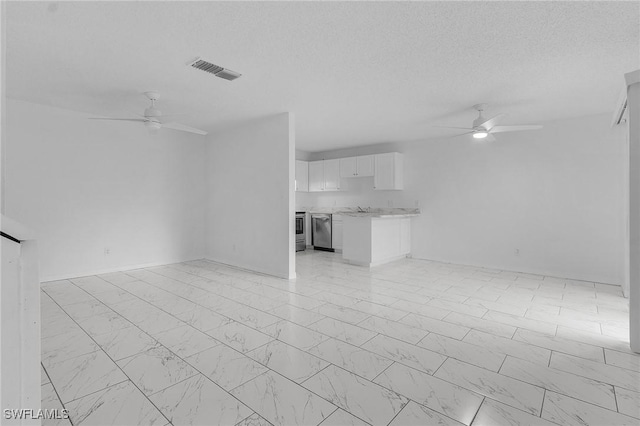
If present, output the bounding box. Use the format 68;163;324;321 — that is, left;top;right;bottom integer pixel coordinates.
627;70;640;353
288;112;297;279
1;216;41;424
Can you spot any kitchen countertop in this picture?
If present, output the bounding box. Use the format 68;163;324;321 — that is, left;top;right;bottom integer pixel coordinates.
339;211;420;218
303;207;420;218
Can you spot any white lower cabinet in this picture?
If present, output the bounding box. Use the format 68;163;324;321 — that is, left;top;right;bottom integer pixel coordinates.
400;218;411;254
332;215;343;251
342;216;411;267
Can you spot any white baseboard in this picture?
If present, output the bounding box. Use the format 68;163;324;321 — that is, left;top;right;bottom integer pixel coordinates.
411;255;622;287
40;256;207;283
343;254;408;268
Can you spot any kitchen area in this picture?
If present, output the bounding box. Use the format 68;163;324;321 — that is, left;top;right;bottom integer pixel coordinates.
295;151;420;267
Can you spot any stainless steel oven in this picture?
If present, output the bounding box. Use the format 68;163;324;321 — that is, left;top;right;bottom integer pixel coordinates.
295;212;306;252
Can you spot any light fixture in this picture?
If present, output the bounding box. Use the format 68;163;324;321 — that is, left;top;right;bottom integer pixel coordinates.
473;130;488;139
145;120;161;135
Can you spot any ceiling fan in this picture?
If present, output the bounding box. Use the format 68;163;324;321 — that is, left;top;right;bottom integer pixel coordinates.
435;104;542;141
89;92;208;135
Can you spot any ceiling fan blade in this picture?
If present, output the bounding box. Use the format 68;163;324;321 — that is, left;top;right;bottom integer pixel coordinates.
490;125;543;133
443;131;474;140
432;126;475;130
137;113;187;120
89;117;145;122
163;122;208;135
158;113;188;119
477;113;506;130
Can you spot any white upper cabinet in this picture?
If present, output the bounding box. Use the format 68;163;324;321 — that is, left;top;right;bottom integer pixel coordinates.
307;153;401;191
323;159;341;191
357;155;374;177
309;159;341;192
374;152;403;190
308;161;324;192
339;155;374;178
295;160;309;192
340;157;357;177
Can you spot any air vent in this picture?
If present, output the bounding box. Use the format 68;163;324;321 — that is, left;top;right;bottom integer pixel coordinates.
188;58;241;81
215;68;242;81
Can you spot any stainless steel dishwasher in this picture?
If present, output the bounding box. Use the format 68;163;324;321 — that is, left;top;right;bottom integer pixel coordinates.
311;213;333;252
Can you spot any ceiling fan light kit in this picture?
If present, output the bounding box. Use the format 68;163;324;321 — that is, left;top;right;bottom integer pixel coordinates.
144;120;161;134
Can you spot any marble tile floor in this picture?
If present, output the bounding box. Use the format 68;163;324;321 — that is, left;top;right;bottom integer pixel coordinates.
40;250;639;425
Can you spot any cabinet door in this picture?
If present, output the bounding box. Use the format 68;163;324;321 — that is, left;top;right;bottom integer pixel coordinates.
400;218;411;254
308;161;324;192
340;157;357;177
374;153;395;190
323;159;341;191
374;153;403;190
332;218;343;250
356;155;374;177
295;160;309;192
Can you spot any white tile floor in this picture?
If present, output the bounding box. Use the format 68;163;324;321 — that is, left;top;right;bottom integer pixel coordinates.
40;251;639;425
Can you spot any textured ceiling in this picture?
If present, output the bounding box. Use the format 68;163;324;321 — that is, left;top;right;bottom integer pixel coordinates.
5;1;639;152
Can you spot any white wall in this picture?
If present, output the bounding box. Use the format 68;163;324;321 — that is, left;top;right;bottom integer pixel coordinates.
298;113;627;285
206;113;295;279
4;99;207;281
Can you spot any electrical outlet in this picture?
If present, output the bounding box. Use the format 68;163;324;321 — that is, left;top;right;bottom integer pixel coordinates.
104;248;110;255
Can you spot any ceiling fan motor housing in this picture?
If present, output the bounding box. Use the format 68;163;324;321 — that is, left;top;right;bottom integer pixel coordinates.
144;106;162;118
472;103;488;129
472;115;486;129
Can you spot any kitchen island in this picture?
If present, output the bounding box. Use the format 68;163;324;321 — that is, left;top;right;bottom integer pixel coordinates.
341;209;419;267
